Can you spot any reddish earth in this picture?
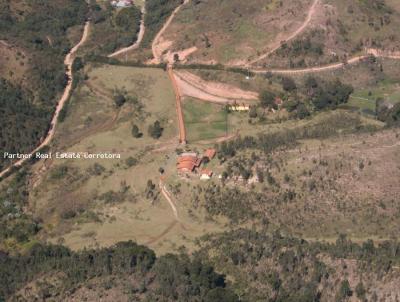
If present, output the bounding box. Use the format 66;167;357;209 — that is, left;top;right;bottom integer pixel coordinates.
168;66;187;144
151;0;190;64
173;70;258;104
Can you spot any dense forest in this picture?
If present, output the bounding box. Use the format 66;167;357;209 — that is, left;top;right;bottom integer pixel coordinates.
0;241;237;301
0;0;88;170
1;231;400;301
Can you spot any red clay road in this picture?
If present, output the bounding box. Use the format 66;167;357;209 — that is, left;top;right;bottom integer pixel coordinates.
168;65;187;144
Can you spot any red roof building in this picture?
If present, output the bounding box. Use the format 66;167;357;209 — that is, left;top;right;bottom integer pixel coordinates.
177;154;202;173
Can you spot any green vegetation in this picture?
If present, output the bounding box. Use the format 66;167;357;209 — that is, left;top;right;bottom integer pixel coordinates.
0;240;236;301
183;98;228;141
197;229;400;302
0;80;48;170
2;231;400;301
0;170;40;246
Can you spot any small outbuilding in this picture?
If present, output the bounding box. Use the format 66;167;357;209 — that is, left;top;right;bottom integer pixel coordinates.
200;169;213;180
203;148;216;160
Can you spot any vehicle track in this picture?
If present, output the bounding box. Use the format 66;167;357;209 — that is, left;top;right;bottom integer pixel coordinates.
174;70;258;103
249;0;319;65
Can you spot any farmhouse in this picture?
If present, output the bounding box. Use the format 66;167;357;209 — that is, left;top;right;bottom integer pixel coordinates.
177;154;202;173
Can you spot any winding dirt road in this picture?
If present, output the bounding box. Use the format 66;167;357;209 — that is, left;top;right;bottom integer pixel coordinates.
0;21;90;179
252;49;400;75
108;4;146;58
151;0;189;63
249;0;319;65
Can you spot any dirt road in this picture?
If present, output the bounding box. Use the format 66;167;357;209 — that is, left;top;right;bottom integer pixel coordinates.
252;49;400;75
168;66;187;144
159;179;178;219
151;0;189;63
0;21;90;179
173;70;258;104
249;0;319;65
253;55;367;75
108;4;146;58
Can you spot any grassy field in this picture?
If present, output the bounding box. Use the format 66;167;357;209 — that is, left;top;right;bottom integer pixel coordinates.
352;80;400;105
29;64;210;255
183;98;228;142
26;64;238;255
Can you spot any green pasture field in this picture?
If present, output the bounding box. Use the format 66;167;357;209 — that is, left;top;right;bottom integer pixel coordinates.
183;97;228;142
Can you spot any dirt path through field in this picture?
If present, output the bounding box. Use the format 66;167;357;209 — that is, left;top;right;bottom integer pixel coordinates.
0;21;90;179
145;220;178;245
249;0;319;65
108;3;146;58
151;0;189;63
159;180;179;219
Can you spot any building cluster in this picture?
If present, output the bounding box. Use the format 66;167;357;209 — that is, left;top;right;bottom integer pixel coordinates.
177;149;216;180
111;0;133;8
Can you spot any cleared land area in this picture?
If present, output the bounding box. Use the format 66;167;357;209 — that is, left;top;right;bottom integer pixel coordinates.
27;64;230;255
159;0;315;64
257;0;400;69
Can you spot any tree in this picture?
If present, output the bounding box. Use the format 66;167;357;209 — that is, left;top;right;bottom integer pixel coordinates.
114;94;126;107
131;124;142;138
282;76;297;91
148;120;163;139
259;90;276;108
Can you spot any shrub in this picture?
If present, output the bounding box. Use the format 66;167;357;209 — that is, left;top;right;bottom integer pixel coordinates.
148;120;163;139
